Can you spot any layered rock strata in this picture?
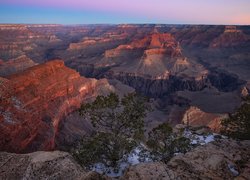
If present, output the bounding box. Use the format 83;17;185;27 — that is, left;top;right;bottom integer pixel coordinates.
0;60;114;152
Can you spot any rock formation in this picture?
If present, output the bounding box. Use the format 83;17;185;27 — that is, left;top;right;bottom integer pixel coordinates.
0;151;108;180
0;24;249;151
68;34;127;51
0;55;37;77
0;24;61;61
122;139;250;180
1;139;249;179
0;60;115;153
210;26;250;48
182;106;227;132
100;32;209;97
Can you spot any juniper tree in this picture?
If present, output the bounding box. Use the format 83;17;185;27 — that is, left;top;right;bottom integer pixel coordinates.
146;123;191;163
221;96;250;140
74;92;150;170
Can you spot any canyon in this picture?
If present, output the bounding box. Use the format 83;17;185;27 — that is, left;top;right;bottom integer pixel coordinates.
0;24;250;179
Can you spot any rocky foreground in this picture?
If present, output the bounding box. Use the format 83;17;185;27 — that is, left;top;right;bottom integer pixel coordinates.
0;139;249;180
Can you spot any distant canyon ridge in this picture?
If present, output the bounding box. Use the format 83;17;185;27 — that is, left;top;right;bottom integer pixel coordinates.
0;24;249;152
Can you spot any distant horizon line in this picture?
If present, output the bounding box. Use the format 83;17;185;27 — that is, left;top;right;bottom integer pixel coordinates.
0;23;250;26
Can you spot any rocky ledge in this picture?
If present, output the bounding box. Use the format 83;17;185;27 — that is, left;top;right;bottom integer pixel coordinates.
0;139;249;179
122;139;250;180
0;151;108;180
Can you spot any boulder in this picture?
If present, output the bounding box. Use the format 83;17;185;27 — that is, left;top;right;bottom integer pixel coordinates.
0;151;109;180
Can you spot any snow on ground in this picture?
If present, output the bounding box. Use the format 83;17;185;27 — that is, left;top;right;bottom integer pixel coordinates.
92;145;152;177
183;129;218;145
92;130;225;177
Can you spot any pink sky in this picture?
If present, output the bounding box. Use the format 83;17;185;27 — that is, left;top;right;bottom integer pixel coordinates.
1;0;250;24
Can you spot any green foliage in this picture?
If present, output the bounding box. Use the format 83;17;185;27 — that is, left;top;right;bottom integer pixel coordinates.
147;123;191;163
79;93;148;138
74;92;150;170
73;132;136;169
221;97;250;140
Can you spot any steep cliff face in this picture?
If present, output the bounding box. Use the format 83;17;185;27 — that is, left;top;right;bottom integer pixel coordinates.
99;33;210;97
0;60;115;153
105;72;209;97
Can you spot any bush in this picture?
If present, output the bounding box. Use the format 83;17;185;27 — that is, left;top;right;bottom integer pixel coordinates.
147;123;191;163
221;96;250;140
73;93;150;170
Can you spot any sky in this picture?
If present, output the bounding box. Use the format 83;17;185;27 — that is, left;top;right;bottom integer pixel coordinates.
0;0;250;25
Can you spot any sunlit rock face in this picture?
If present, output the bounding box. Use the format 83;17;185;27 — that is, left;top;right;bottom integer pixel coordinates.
101;32;209;97
0;24;249;140
182;106;227;132
0;60;115;153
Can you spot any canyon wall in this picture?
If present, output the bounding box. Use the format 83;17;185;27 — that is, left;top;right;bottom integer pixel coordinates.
0;60;115;153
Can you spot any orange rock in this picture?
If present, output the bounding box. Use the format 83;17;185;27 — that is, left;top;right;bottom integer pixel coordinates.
182;106;227;132
105;33;182;58
0;60;113;153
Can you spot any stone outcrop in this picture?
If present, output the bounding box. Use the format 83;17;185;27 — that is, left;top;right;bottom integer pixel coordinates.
122;139;250;180
68;34;127;51
210;26;250;48
182;106;227;132
0;55;37;77
0;60;115;153
1;139;249;179
241;86;249;97
104;33;182;59
105;71;209;97
101;32;210;97
0;151;109;180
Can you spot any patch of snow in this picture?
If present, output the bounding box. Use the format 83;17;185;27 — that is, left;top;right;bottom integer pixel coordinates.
92;145;152;177
91;129;225;177
127;147;140;165
204;134;215;144
228;164;239;176
191;139;198;145
184;129;216;146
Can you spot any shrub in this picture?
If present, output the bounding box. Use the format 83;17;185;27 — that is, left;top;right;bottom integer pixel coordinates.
221;96;250;140
73;93;150;170
147;123;191;163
